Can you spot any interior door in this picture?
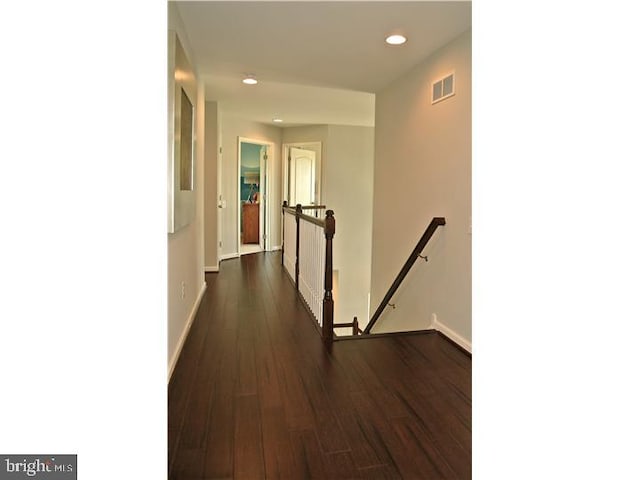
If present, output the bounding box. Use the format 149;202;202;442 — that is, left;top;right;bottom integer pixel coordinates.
289;147;316;206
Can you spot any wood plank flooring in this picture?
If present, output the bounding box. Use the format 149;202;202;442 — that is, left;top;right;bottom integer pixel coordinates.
168;252;471;479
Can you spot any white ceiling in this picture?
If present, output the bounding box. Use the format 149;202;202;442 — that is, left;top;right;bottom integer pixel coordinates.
175;1;471;127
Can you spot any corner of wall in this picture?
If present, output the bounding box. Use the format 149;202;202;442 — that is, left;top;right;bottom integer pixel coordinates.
432;314;471;353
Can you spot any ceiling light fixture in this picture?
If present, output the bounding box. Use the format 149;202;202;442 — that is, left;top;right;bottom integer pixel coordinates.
272;117;283;123
385;34;407;45
242;74;258;85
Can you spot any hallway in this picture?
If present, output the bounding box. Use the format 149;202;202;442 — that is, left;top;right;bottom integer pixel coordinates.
168;252;471;479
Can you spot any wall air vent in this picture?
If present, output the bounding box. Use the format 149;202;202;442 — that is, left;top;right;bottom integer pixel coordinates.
432;72;455;104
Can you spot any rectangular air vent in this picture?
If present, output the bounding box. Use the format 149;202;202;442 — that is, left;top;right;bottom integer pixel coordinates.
432;72;455;104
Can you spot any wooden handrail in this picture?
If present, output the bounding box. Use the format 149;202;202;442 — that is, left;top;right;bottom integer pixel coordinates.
299;205;327;210
283;204;328;228
363;217;446;334
283;203;326;211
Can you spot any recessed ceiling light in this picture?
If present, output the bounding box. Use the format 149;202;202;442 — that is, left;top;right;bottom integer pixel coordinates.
385;34;407;45
273;117;283;123
242;74;258;85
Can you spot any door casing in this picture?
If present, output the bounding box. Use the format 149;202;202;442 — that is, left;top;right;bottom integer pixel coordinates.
237;137;274;253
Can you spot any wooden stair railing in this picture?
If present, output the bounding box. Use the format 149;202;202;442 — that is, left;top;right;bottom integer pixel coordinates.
282;201;335;345
333;317;362;336
363;217;446;335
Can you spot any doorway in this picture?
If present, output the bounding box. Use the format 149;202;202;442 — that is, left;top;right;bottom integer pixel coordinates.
283;142;322;209
238;138;272;256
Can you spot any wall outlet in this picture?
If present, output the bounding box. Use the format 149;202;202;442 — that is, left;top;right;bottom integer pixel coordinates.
181;281;185;299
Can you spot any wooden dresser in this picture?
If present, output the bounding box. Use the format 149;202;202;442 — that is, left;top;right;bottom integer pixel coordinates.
242;203;260;244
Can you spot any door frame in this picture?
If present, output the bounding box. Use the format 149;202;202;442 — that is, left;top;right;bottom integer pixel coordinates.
282;141;322;207
237;137;274;253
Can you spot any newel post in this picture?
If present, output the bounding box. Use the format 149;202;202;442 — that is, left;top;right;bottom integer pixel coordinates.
295;204;302;291
322;210;335;345
281;201;288;266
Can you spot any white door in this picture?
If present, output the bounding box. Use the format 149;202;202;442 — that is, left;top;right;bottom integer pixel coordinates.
289;147;316;206
259;145;267;250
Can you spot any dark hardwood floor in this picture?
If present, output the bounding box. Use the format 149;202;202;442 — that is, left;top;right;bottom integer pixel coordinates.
168;252;471;479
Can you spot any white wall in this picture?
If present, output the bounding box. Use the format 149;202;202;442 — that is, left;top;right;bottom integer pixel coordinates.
219;113;283;257
283;125;375;329
325;126;375;329
204;101;220;270
370;29;471;346
168;3;206;375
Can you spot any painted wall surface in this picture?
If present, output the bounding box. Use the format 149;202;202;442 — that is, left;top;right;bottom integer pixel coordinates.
325;125;375;328
204;101;219;270
370;29;471;343
168;3;206;373
283;125;374;328
219;114;282;257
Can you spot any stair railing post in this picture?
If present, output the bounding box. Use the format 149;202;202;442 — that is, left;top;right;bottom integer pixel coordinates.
281;201;288;266
352;317;359;336
322;210;335;345
295;204;302;291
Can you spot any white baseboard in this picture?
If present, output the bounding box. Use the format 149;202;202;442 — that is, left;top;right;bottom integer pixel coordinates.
431;316;471;353
204;265;219;272
220;253;240;261
168;281;207;383
271;245;282;251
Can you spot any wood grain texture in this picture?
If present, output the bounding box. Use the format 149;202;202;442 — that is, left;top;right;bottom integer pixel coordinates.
242;203;260;244
169;252;471;479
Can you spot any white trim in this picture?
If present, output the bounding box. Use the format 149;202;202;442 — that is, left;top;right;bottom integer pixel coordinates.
220;252;240;261
271;245;282;251
168;281;207;383
204;265;219;272
216;106;223;272
431;316;471;353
